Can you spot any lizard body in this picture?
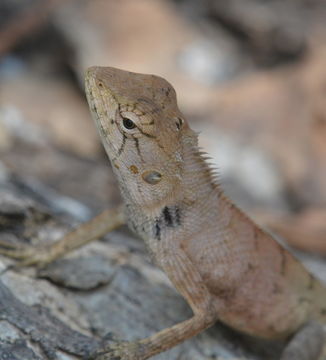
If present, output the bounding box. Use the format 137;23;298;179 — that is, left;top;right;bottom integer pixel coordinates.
84;66;326;359
0;66;325;360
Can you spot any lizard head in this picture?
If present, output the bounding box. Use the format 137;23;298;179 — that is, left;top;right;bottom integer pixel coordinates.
85;66;196;211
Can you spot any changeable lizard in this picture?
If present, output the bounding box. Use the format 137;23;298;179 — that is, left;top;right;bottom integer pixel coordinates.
0;66;325;360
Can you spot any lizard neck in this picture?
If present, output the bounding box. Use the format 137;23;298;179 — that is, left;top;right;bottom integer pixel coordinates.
122;137;222;241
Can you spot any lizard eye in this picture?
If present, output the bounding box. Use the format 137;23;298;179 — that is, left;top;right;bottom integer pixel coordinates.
119;111;139;134
122;117;136;130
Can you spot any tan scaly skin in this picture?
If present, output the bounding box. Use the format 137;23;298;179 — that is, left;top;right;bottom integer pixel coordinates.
0;66;325;360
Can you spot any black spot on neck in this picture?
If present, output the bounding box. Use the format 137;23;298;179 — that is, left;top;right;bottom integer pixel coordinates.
155;221;161;240
175;207;181;226
153;206;182;241
163;206;173;226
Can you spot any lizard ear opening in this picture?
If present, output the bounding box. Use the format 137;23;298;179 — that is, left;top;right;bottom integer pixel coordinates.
142;170;162;185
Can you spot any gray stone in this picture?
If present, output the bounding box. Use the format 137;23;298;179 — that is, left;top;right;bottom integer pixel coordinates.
38;256;117;290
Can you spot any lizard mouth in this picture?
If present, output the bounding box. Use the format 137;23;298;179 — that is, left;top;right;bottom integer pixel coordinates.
85;67;126;160
85;68;108;138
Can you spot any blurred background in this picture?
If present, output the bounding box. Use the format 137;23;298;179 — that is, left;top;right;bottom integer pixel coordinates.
0;0;326;258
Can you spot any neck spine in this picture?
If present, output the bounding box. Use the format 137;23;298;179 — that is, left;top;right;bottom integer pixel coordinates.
180;134;222;204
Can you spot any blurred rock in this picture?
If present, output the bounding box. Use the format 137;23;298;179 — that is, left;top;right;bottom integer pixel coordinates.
38;256;117;290
196;124;288;211
52;0;244;110
0;69;100;157
259;208;326;255
0;278;98;359
0;113;12;151
1;140;119;214
0;0;36;26
177;36;245;85
0;72;119;213
0;105;48;147
174;0;326;66
199;44;326;211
